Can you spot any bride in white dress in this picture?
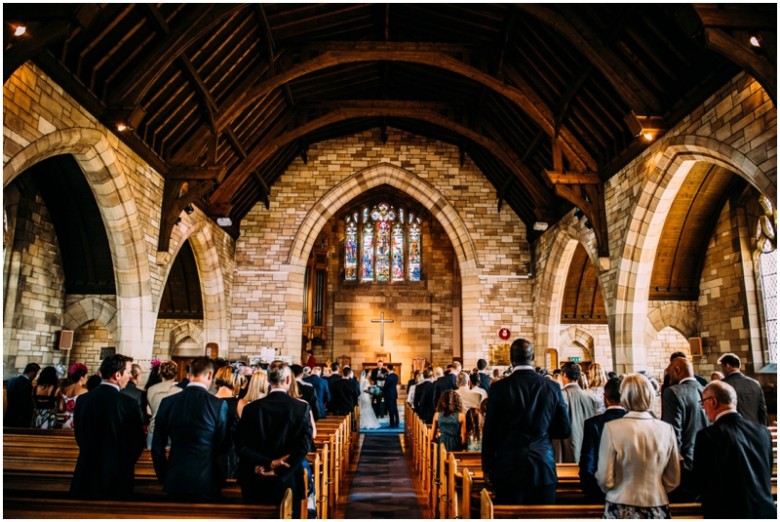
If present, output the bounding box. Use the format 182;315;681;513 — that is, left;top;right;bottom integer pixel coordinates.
359;370;381;430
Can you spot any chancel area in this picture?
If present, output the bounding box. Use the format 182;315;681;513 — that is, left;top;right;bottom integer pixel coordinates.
2;3;777;519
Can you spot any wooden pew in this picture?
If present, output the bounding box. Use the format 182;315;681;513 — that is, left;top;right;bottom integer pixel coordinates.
479;488;704;519
3;489;293;518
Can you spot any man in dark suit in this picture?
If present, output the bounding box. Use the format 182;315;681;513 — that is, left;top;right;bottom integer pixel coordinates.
482;338;571;505
303;366;329;418
578;377;625;502
329;367;359;415
718;352;768;425
413;369;435;423
70;354;145;499
4;362;40;428
693;380;775;519
369;359;388;385
152;356;229;502
237;361;313;518
383;364;400;428
662;356;709;501
477;358;491;393
432;366;457;409
292;364;320;420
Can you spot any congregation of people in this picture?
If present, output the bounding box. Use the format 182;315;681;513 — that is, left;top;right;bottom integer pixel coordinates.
4;340;776;519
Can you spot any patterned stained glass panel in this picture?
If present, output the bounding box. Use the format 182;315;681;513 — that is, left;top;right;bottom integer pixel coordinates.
408;222;421;281
376;220;391;281
759;249;777;363
361;222;374;281
392;223;404;280
345;220;357;281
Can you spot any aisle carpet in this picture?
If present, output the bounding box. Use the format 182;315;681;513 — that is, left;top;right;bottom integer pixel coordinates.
343;433;423;519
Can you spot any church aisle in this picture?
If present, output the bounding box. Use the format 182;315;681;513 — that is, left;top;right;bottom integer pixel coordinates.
342;433;425;519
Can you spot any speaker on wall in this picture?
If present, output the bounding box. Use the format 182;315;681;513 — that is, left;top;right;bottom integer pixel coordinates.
689;337;703;356
58;330;74;350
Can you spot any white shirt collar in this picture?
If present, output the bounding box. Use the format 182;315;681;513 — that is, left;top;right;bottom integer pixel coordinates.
100;381;120;392
715;409;739;422
270;388;288;394
512;365;534;372
187;381;209;391
606;405;626;411
563;382;579;389
678;376;696;384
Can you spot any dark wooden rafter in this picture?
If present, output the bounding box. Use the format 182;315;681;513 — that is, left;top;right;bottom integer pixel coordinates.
190;43;596;171
518;4;663;115
157;166;224;252
498;128;545;211
547;140;609;257
208;100;556;212
108;5;242;108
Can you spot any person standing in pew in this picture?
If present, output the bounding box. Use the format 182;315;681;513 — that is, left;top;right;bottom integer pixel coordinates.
71;354;145;500
152;356;230;502
413;368;436;424
596;373;680;519
329;366;359;415
482;338;571;505
4;362;40;428
578;376;625;502
237;361;313;519
692;380;775;519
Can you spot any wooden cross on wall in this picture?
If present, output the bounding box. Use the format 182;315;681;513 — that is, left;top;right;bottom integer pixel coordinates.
371;312;394;347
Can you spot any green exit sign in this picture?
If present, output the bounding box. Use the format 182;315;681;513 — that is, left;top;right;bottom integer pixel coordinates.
570;357;581;363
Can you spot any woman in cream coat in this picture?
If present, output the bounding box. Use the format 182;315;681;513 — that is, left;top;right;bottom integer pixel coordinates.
596;373;680;519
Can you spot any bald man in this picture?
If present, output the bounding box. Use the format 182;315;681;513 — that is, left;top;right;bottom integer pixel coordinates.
662;356;709;501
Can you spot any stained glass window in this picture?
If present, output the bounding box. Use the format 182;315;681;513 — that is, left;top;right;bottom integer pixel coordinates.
345;201;422;282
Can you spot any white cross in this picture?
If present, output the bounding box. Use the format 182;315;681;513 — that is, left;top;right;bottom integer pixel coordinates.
371;312;394;347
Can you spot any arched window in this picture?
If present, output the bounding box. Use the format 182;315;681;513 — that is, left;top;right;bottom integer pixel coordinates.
345;202;421;282
755;195;777;363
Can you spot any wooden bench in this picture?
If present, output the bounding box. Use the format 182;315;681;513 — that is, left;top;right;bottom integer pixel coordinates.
3;490;293;518
479;489;704;518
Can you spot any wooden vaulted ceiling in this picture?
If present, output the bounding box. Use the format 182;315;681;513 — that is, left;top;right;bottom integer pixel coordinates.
3;4;776;267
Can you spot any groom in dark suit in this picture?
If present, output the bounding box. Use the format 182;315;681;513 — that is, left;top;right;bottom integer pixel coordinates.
482;338;570;505
71;354;145;499
383;364;400;428
237;361;313;518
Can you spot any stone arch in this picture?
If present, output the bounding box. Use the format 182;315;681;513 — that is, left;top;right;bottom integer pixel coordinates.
3;128;154;359
169;321;205;358
284;162;482;358
159;216;229;356
647;301;699;339
559;325;595;362
614;136;773;373
62;296;119;340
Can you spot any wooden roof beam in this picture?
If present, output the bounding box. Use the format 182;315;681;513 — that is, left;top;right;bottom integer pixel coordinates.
208;102;556;212
157;176;217;252
703;28;776;104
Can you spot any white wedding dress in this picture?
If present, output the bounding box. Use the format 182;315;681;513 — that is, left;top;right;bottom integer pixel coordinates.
359;377;381;430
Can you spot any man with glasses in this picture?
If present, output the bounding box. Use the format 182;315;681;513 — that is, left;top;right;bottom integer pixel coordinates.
693;381;775;519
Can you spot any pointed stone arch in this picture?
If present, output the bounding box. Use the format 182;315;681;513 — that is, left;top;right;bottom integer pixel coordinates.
169;321;205;354
159;217;230;356
614;135;774;373
559;325;595;361
62;296;119;340
3;128;154;359
647;301;699;339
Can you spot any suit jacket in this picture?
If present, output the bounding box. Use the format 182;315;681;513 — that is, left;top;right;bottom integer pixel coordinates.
478;372;491;393
596;411;680;507
561;384;598;463
578;407;626;502
722;372;767;425
482;369;571;492
661;379;708;471
236;391;313;505
297;379;321;421
329;376;358;414
413;380;435;424
71;383;145;499
151;384;229;501
370;367;388;384
4;374;35;428
432;375;458;409
303;374;329;418
693;412;775;519
121;381;146;424
383;372;399;400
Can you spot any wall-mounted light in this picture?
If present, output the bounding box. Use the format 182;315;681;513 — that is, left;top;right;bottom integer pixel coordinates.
624;111;667;142
184;204;195;215
116;123;130;132
216;217;232;227
749;34;762;48
533;221;549;231
12;24;27;37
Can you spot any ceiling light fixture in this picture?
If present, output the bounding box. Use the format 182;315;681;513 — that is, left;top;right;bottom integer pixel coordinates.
13;24;27;37
116;123;130;132
216;217;232;227
533;221;549;231
642;131;655;141
749;35;762;48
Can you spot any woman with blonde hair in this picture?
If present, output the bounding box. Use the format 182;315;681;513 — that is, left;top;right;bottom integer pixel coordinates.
432;389;466;451
596;373;680;518
214;365;243;479
237;369;268;417
587;363;608;414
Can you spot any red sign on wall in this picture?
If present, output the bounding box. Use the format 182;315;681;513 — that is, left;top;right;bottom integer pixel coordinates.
498;328;511;340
